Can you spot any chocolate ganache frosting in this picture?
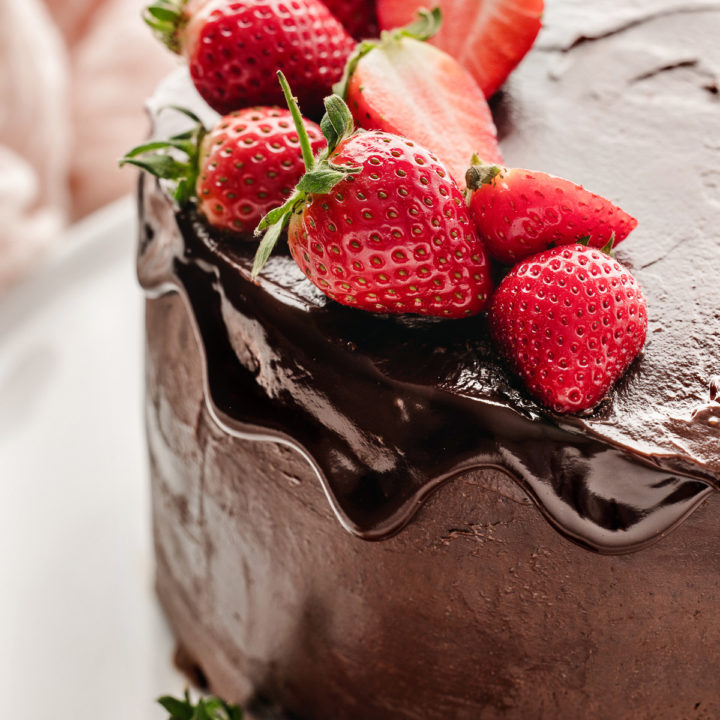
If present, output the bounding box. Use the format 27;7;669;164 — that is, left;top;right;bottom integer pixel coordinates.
138;0;720;554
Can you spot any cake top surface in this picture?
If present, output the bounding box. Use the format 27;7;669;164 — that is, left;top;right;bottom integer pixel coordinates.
139;0;720;552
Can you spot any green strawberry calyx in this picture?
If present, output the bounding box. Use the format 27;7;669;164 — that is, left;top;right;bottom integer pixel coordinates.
578;232;617;256
333;7;443;99
251;71;361;279
465;157;505;192
143;0;189;54
118;106;206;207
158;690;243;720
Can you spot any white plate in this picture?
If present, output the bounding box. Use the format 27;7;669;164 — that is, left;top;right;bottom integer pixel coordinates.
0;197;185;717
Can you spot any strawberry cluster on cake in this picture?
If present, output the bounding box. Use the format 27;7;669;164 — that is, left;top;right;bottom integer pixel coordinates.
131;0;720;717
130;0;647;414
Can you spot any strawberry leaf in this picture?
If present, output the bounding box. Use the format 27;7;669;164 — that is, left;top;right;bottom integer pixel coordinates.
256;195;299;233
322;95;355;153
252;214;291;279
169;128;197;142
157;691;243;720
174;177;192;206
158;693;194;720
119;106;206;208
297;168;348;194
119;154;188;180
600;232;616;256
160;105;204;125
320;115;339;153
146;5;180;23
143;0;187;53
122;138;196;158
195;700;212;720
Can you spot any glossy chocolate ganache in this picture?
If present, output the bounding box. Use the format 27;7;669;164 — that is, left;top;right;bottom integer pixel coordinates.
139;0;720;556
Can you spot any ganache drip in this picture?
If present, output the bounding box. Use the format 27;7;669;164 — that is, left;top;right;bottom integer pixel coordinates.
138;183;716;553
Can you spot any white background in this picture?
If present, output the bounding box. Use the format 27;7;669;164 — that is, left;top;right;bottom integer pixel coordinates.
0;198;185;716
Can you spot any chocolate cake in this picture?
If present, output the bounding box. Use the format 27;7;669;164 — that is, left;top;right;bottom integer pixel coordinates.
138;1;720;717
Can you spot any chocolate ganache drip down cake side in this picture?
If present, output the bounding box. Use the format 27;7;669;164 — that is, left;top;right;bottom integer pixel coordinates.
133;0;720;717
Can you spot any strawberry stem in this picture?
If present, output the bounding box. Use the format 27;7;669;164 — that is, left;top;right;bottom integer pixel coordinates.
277;71;316;172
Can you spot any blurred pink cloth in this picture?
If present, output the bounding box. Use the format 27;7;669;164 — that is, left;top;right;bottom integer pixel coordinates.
0;0;175;290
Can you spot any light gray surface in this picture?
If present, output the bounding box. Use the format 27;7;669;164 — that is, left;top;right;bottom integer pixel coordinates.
0;197;185;716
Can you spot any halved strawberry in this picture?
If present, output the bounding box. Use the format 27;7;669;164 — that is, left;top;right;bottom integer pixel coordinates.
377;0;544;98
337;9;502;188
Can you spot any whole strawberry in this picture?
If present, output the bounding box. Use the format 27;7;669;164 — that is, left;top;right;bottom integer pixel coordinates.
121;106;325;236
337;9;502;189
466;162;638;265
254;73;493;318
144;0;355;115
488;244;647;413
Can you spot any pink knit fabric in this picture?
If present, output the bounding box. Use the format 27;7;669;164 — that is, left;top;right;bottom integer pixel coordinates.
0;0;175;291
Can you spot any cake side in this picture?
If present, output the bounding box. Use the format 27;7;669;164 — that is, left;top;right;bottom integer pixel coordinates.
146;287;720;719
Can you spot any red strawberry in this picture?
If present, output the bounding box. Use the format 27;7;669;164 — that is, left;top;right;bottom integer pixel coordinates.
466;162;638;265
254;73;493;317
338;9;502;189
322;0;378;39
377;0;543;98
196;108;326;233
121;106;325;236
488;244;648;413
144;0;355;115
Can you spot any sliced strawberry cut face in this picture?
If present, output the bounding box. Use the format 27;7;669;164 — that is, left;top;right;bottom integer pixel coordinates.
377;0;544;97
346;37;503;188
